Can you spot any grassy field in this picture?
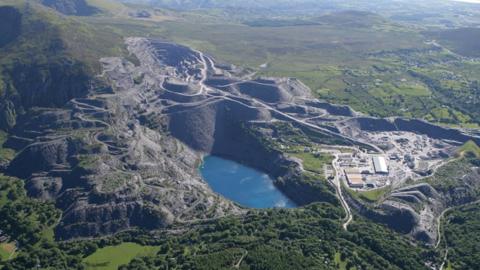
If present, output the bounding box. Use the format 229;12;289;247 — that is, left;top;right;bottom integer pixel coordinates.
0;242;15;261
83;242;160;270
334;252;347;270
458;140;480;158
291;152;333;176
345;185;390;203
356;187;390;203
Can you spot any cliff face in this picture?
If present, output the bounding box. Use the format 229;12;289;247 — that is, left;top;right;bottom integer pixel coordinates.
166;96;339;206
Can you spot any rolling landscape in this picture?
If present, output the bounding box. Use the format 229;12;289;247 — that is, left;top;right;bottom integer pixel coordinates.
0;0;480;269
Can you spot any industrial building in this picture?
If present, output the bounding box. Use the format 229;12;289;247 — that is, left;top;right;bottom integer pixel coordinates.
372;156;388;174
344;168;364;188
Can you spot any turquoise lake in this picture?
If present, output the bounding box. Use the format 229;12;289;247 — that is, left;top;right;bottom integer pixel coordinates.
199;156;296;208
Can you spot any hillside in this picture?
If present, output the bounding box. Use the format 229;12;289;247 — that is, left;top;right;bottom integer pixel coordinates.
0;6;21;47
0;0;125;130
40;0;98;15
425;28;480;58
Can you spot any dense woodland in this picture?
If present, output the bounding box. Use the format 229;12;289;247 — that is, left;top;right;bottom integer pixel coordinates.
443;203;480;270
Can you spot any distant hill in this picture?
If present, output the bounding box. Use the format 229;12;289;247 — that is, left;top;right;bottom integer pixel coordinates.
40;0;98;15
314;10;387;28
425;28;480;58
244;10;386;28
135;0;336;11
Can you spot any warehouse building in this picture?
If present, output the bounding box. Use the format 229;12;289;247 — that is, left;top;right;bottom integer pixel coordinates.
372;156;388;174
344;168;364;188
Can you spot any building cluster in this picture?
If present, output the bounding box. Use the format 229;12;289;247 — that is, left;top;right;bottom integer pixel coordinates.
343;155;389;189
341;131;454;189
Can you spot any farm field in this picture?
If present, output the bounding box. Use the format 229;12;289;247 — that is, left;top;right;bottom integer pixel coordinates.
83;242;160;270
0;242;15;261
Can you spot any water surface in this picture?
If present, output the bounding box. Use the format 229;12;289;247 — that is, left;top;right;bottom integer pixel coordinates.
200;156;296;208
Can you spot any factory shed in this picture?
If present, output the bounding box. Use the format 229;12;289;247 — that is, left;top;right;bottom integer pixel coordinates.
344;169;364;188
372;156;388;174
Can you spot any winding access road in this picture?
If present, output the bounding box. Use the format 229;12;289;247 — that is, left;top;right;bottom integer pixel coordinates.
330;154;353;230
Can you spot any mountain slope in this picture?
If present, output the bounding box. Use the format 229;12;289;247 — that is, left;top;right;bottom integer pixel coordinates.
0;0;125;130
0;6;21;47
40;0;98;16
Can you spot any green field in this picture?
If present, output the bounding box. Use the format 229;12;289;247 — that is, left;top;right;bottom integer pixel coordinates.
345;185;390;203
289;151;333;176
83;242;160;270
458;140;480;158
356;187;390;203
334;252;348;270
0;242;15;261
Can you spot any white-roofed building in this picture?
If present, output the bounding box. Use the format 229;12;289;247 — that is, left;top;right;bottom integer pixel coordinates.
372;156;388;174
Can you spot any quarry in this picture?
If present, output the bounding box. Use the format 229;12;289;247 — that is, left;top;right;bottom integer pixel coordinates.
6;37;480;243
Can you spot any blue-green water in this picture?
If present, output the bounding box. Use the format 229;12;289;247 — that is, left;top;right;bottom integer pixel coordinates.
199;156;296;208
